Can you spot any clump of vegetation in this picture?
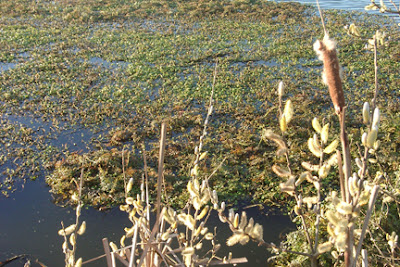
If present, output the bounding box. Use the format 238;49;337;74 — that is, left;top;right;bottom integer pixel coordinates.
46;147;144;209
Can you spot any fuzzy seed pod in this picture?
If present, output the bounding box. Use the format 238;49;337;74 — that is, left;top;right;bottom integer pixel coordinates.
372;107;380;128
212;190;218;204
238;211;248;230
120;235;126;247
336;201;353;215
187;181;199;199
280;115;287;133
326;210;340;226
205;232;214;240
367;126;378;148
279;177;296;195
308;137;322;158
245;218;255;234
355;158;363;169
278;81;284;97
317;242;333;254
58;224;76;236
220;202;226;212
110;242;118;252
198;206;209;220
233;213;240;228
69;233;76;246
194;225;202;238
324;139;339;154
127;178;134;193
200;227;208;235
283;100;294;124
125;227;135;238
75;258;82;267
239;234;250;245
301;162;320;172
312;117;322;133
218;213;226;223
318;165;330;179
262;129;287;150
228;209;235;222
226;234;241;246
272;164;292;178
77;221;86;235
195;242;203;250
199;151;208;161
182;247;195;256
295;172;310;186
314;36;345;115
363;102;370;124
250;223;263;241
125;197;134;205
76;204;81;217
321;123;330;144
361;132;368;146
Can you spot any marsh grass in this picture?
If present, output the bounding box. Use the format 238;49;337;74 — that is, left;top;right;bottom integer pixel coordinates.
1;0;400;213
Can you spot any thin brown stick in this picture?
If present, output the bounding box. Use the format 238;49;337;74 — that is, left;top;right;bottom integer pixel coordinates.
156;122;167;221
102;238;113;267
372;36;379;112
353;185;380;267
316;0;327;36
137;123;167;267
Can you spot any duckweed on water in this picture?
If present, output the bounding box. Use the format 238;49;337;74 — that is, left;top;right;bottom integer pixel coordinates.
0;0;399;207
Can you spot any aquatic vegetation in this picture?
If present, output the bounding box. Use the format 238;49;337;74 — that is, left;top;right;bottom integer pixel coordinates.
1;0;399;211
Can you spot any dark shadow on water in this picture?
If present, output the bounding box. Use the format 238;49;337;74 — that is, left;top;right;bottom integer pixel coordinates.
0;176;294;266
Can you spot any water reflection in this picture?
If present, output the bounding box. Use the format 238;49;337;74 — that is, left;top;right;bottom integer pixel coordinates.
0;178;293;266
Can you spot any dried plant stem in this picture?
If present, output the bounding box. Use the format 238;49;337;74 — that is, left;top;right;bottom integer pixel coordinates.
156;122;167;220
362;249;368;267
122;147;127;198
129;224;139;267
142;147;150;222
293;193;315;256
372;36;379;112
339;112;351;202
352;185;380;267
316;0;327;35
138;123;167;267
337;150;346;201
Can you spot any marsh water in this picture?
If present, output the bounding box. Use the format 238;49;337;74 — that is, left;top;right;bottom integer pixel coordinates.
0;1;397;266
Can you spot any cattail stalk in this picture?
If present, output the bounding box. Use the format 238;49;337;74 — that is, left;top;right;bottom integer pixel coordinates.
315;34;352;266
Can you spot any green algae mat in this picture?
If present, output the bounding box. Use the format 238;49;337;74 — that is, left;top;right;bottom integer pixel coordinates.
0;0;399;208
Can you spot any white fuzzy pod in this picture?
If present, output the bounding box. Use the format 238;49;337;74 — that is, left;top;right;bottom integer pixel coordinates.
363;102;370;124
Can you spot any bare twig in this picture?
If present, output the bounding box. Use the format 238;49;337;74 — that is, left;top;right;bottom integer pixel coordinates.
353;185;380;267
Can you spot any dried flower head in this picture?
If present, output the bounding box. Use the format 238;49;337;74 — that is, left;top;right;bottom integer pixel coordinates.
314;35;345;115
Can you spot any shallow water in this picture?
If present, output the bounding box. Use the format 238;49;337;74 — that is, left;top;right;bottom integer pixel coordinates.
281;0;386;11
0;178;293;266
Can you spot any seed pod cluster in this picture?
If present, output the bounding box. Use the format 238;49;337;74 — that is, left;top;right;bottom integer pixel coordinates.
225;211;263;247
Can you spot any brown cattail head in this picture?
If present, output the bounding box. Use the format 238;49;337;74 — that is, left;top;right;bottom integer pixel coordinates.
314;35;345;115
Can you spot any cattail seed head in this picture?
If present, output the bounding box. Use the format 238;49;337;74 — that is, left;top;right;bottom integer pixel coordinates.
314;35;345;115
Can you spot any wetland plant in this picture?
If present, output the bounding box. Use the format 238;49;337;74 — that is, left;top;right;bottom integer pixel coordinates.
262;29;397;266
